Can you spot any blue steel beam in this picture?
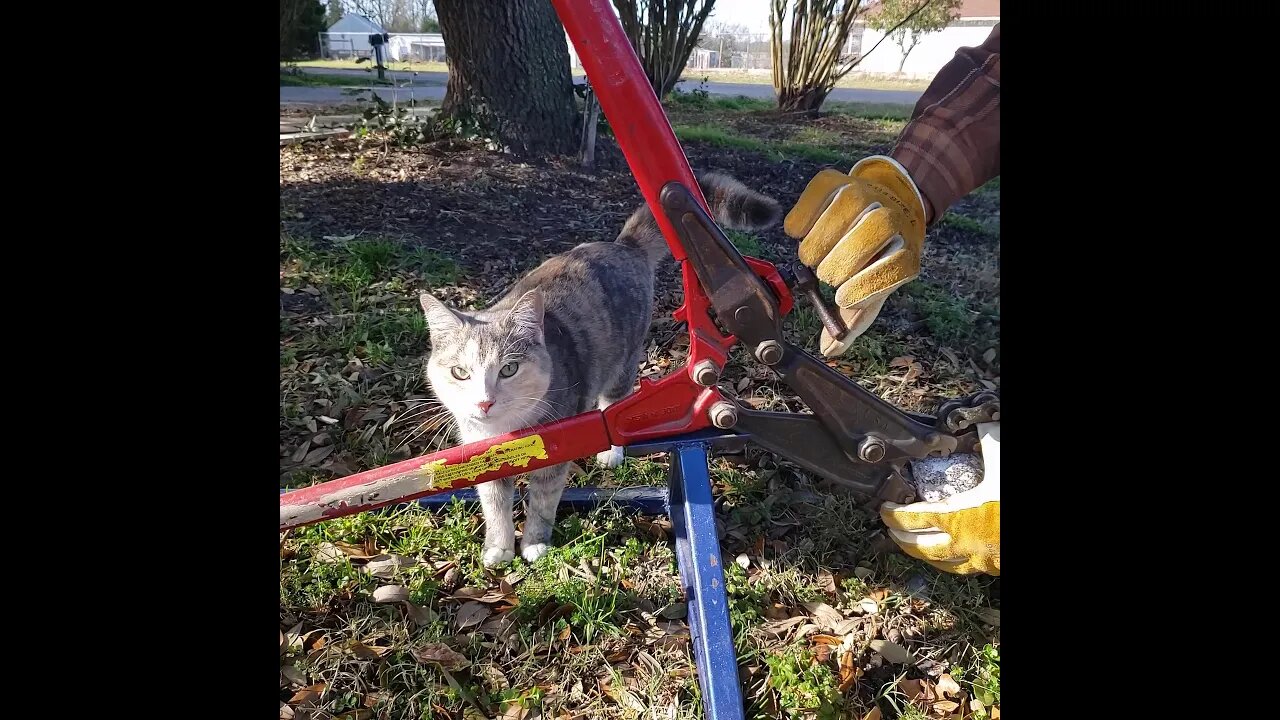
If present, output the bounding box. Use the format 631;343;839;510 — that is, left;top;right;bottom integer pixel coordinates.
669;442;744;720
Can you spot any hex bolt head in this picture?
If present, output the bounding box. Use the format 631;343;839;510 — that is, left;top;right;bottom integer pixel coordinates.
709;401;739;429
859;436;886;463
755;340;783;365
692;360;720;387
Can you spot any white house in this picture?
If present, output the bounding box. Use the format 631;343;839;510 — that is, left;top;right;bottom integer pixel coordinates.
851;0;999;78
319;15;447;63
320;14;386;59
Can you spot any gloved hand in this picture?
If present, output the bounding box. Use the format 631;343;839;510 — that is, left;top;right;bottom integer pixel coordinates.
880;422;1000;576
784;156;927;356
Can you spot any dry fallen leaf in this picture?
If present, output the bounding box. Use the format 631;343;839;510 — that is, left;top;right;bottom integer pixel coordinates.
816;571;837;594
838;650;861;692
794;623;822;641
976;607;1001;626
371;584;438;626
364;554;419;578
312;540;348;563
931;700;960;715
935;673;961;698
347;640;392;660
861;707;881;720
303;446;335;466
283;621;304;653
801;601;844;628
455;601;491;630
333;541;376;559
281;664;307;687
832;617;862;635
870;639;913;664
761;616;808;636
412;642;471;671
898;678;936;703
289;682;326;705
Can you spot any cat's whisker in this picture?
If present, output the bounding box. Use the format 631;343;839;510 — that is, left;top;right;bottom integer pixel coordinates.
392;406;446;425
426;417;458;450
396;413;452;451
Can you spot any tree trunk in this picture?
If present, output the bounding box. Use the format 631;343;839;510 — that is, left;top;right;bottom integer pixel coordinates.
897;34;919;75
613;0;718;100
435;0;579;157
776;86;830;115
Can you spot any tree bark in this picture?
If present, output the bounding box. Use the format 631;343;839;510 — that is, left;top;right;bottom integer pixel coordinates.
777;86;830;114
435;0;579;156
896;32;919;74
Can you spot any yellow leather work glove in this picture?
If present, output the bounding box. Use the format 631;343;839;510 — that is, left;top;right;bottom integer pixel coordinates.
784;156;927;357
880;423;1000;576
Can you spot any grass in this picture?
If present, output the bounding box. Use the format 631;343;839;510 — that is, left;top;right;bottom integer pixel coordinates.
281;70;394;87
680;69;931;92
280;97;1000;719
661;90;908;170
674;124;851;165
289;58;450;73
664;89;914;122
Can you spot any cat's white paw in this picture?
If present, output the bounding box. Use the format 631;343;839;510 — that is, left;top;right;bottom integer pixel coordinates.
596;445;625;469
521;543;551;563
482;546;515;567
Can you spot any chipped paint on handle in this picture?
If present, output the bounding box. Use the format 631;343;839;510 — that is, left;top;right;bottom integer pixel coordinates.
279;411;610;530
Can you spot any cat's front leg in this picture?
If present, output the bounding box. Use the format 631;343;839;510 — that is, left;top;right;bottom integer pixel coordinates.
477;477;516;566
521;463;570;562
595;394;627;469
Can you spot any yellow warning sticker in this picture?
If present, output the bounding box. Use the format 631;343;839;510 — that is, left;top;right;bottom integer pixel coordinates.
421;435;550;489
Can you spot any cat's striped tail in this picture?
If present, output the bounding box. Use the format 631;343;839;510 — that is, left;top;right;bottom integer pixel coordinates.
614;172;783;270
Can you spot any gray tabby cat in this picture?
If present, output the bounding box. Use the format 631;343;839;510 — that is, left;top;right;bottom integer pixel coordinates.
419;173;781;566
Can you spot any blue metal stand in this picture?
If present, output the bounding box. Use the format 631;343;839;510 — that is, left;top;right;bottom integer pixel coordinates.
668;441;744;720
287;431;749;718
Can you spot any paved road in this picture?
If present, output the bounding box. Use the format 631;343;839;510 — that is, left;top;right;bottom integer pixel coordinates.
280;67;923;106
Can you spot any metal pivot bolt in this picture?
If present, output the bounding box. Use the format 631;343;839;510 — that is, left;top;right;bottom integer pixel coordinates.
692;360;720;387
755;340;783;365
858;436;886;463
709;401;738;429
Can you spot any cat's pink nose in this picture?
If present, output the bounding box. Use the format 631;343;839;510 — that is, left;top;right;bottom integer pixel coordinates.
477;400;494;415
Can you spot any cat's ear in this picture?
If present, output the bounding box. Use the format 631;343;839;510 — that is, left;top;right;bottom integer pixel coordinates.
507;289;544;344
419;292;463;337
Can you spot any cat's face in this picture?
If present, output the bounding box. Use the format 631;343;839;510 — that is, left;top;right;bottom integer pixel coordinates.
420;290;553;427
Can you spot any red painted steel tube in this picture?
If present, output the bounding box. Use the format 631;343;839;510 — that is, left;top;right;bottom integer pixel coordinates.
280;411;611;530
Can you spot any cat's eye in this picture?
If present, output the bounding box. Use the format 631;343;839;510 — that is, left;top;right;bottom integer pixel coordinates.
450;366;470;381
499;362;519;378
